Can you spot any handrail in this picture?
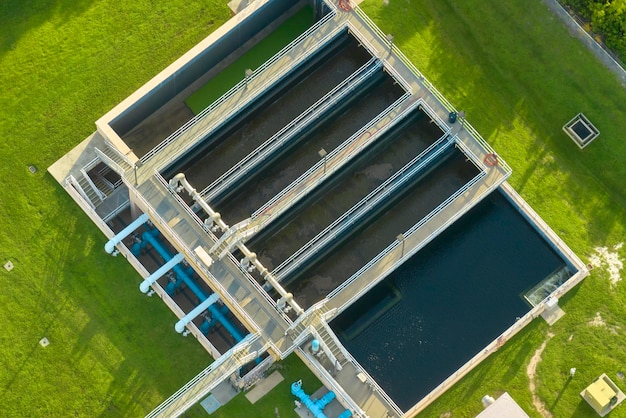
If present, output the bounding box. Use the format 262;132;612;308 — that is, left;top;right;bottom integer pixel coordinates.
319;322;404;417
81;156;101;172
146;333;264;418
153;172;293;324
296;347;367;418
252;92;415;219
94;147;126;178
328;169;486;301
345;21;379;64
199;57;382;200
405;268;587;416
274;134;453;279
102;198;131;223
79;167;107;201
141;11;340;164
103;137;135;168
66;175;96;210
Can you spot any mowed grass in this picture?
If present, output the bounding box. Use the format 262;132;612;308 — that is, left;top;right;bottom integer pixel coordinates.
0;0;233;416
361;0;626;417
1;0;625;417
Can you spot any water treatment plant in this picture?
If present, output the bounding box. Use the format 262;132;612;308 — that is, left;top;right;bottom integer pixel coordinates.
49;0;589;416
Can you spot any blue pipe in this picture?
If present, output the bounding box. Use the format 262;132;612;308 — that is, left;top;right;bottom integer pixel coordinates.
291;380;333;418
142;229;245;342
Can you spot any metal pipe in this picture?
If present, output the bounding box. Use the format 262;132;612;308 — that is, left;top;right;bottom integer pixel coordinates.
175;293;220;333
142;229;245;342
104;213;149;253
139;253;185;293
142;229;208;300
169;173;304;316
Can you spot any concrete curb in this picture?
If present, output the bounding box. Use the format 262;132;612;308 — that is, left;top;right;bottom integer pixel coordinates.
541;0;626;87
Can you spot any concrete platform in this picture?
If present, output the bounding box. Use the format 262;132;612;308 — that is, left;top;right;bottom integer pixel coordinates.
200;380;239;414
245;371;284;404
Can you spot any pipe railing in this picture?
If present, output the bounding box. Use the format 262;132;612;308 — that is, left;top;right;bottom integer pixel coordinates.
252;92;415;220
102;196;131;223
160;172;304;316
274;134;453;279
66;175;96;210
199;57;382;200
327;169;486;302
345;21;379;65
344;20;411;97
142;11;341;165
94;147;126;179
154;172;286;318
501;182;584;267
79;167;107;201
131;183;271;343
320;323;404;417
146;333;265;418
103;137;135;168
222;249;294;325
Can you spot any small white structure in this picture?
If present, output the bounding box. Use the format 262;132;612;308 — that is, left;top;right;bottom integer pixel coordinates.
563;113;600;149
475;392;529;418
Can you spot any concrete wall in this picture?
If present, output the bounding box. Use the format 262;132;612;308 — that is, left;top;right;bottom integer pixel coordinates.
107;0;330;137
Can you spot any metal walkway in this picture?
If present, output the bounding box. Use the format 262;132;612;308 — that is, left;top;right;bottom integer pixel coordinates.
273;132;454;282
199;57;383;203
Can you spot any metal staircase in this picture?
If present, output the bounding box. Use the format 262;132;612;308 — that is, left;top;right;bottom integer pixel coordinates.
316;322;347;368
76;175;103;207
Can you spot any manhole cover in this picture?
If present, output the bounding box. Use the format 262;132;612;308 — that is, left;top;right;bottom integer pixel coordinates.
4;261;13;271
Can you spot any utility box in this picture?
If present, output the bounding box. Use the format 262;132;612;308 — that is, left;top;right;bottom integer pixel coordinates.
581;373;625;416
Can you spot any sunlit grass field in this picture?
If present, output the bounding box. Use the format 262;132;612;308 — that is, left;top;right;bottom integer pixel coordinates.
1;0;624;417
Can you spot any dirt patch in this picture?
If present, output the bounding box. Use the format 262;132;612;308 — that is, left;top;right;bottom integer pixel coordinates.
589;242;624;285
588;311;606;327
527;332;555;418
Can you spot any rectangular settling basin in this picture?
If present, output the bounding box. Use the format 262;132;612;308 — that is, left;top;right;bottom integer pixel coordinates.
162;31;373;191
330;189;571;411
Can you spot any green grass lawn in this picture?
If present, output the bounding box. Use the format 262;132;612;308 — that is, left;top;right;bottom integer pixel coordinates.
360;0;626;416
0;0;233;416
1;0;625;417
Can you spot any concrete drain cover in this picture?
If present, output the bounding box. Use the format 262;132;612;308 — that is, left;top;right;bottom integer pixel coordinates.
4;261;14;271
39;337;50;348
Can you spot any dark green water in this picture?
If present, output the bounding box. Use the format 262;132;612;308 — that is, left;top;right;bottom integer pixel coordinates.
331;189;566;411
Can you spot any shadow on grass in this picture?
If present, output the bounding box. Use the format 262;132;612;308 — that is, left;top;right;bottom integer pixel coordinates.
41;183;211;415
367;0;626;249
0;0;95;56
